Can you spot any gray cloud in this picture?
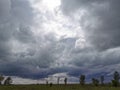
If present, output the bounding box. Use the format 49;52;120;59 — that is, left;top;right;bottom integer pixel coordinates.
0;0;120;83
13;25;35;43
0;0;52;78
61;0;120;50
61;0;104;15
0;0;35;61
59;0;120;82
0;0;11;23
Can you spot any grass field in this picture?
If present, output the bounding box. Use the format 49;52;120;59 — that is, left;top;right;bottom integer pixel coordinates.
0;84;120;90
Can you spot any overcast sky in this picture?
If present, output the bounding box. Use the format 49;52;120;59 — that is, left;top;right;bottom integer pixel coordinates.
0;0;120;84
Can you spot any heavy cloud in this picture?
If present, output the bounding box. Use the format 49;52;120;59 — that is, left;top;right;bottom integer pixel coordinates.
0;0;120;84
0;0;56;79
60;0;120;81
61;0;120;50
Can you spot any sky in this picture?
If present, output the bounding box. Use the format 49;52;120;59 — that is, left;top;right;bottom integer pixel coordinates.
0;0;120;84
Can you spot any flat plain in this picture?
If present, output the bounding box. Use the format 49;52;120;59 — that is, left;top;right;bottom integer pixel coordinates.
0;84;120;90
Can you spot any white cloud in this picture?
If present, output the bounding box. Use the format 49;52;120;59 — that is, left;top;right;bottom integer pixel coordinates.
12;76;45;84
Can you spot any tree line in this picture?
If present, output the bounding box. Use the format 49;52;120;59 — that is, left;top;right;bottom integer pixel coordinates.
0;71;120;86
79;71;120;87
47;71;120;87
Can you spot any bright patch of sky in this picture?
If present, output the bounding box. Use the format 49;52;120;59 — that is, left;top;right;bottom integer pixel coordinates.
31;0;85;48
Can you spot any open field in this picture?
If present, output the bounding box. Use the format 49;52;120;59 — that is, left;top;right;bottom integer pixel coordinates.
0;85;120;90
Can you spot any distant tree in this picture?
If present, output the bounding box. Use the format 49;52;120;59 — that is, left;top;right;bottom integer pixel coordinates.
92;78;99;86
80;75;85;85
112;80;118;87
57;77;60;85
4;77;12;85
112;71;119;87
64;77;67;85
100;75;104;85
114;71;119;81
0;75;4;85
46;80;48;85
49;82;53;87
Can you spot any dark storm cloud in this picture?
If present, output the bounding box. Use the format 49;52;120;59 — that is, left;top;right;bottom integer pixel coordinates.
0;0;54;78
0;0;34;54
0;0;34;29
0;61;48;79
58;0;120;81
1;0;120;83
61;0;120;50
0;0;83;81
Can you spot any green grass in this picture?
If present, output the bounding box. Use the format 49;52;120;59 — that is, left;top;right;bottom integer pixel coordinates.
0;84;120;90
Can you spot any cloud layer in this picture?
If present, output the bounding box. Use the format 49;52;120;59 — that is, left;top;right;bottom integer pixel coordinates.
61;0;120;50
0;0;120;84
